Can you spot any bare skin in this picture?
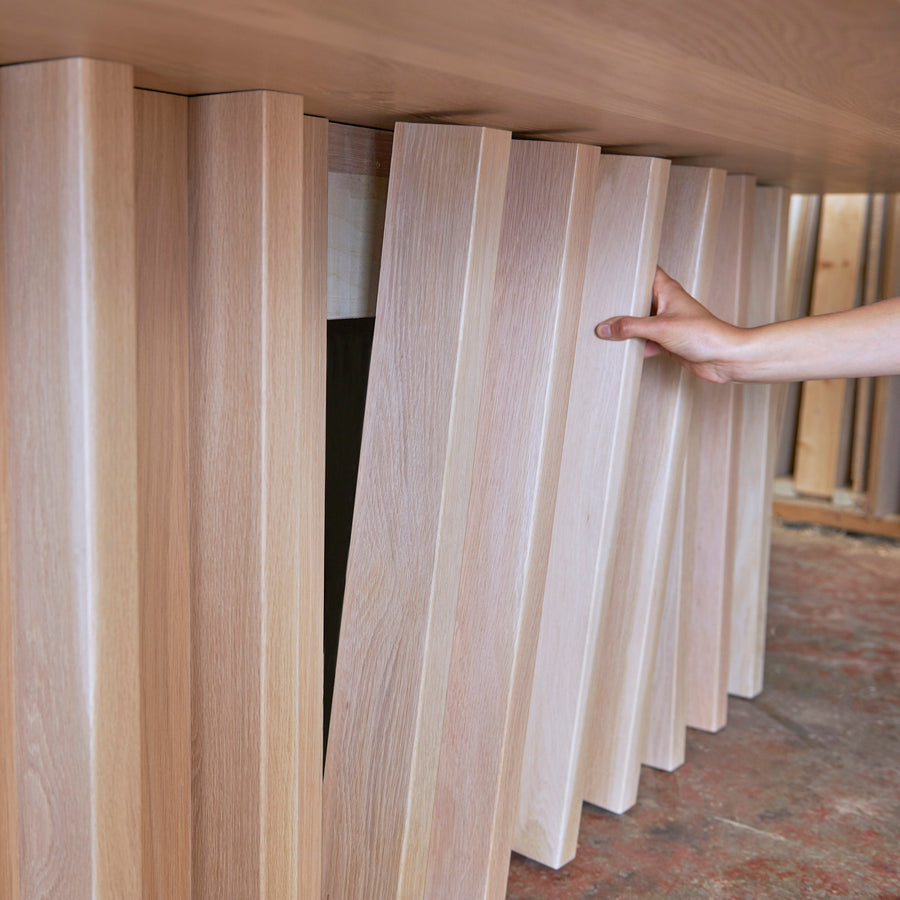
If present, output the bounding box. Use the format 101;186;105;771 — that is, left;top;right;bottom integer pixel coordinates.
595;267;900;384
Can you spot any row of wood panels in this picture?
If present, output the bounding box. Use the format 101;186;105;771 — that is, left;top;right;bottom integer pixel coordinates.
1;0;899;191
1;58;788;899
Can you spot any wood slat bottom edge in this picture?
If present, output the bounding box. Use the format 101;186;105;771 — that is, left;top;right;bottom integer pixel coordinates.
772;501;900;540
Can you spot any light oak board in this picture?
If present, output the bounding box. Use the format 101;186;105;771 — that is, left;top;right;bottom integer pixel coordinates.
1;57;141;898
515;154;669;864
322;122;511;900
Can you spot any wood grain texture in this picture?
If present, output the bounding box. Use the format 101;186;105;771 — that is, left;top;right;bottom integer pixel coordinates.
135;88;190;900
684;174;755;733
0;103;19;900
327;123;392;319
793;194;868;498
322;123;510;900
867;195;900;518
1;57;141;898
426;140;601;896
1;0;900;190
636;166;726;775
188;90;324;900
776;194;821;476
587;167;725;809
728;185;790;700
516;154;669;865
850;194;886;496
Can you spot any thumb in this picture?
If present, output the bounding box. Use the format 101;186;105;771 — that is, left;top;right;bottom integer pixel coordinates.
595;315;662;343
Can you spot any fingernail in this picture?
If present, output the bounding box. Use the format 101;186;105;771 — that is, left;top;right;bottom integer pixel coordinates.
596;323;611;338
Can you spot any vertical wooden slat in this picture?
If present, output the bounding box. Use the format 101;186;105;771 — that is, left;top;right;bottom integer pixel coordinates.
0;88;19;900
776;194;821;476
515;155;669;867
850;194;886;496
867;195;900;518
189;90;324;900
617;166;726;778
323;123;511;900
587;166;726;811
1;57;141;898
425;140;601;897
684;174;755;733
135;88;190;900
728;185;790;700
793;194;868;498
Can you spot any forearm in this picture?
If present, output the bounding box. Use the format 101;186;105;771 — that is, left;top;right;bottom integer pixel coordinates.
725;297;900;383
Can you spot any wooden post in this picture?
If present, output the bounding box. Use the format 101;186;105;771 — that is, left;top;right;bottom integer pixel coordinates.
1;58;141;898
188;91;325;900
135;89;191;900
323;123;511;900
515;155;669;866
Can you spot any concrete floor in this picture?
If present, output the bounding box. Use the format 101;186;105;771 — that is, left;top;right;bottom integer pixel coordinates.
506;524;900;899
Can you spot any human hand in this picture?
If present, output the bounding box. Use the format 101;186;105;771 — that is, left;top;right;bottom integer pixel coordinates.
595;267;744;383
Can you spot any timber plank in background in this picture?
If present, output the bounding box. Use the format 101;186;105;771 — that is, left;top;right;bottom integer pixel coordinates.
516;154;669;867
793;194;868;498
323;122;511;900
426;140;602;898
135;88;191;900
1;58;141;898
868;195;900;518
776;194;821;477
586;165;725;810
639;166;726;774
850;194;886;497
188;91;324;900
728;185;790;700
684;173;755;733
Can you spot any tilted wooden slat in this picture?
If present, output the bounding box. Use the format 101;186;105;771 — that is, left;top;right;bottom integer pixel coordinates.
425;140;601;898
188;91;325;900
867;195;900;518
776;194;821;477
135;88;191;900
684;174;755;733
323;123;511;900
793;194;868;498
635;166;726;775
0;94;18;900
728;185;790;700
515;154;669;866
1;58;141;898
587;166;726;809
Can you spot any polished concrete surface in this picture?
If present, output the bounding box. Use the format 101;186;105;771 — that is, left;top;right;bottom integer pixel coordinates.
507;524;900;899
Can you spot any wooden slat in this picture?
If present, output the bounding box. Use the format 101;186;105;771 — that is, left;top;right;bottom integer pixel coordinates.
728;185;790;700
188;91;325;900
850;195;886;496
639;166;726;774
135;88;190;900
776;194;821;476
867;195;900;518
684;174;755;733
425;140;601;896
0;96;18;900
585;166;724;810
1;57;141;898
323;122;511;899
516;154;669;866
773;499;900;540
793;194;868;498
